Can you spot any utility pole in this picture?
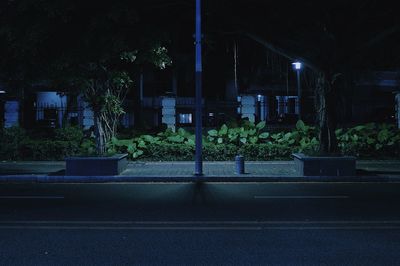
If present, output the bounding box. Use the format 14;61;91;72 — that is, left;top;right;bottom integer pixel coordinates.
194;0;203;175
296;69;302;120
292;62;302;120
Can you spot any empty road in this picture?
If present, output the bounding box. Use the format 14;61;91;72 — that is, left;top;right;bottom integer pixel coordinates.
1;181;400;265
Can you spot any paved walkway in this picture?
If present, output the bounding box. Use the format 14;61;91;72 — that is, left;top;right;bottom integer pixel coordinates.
123;161;298;176
0;160;400;182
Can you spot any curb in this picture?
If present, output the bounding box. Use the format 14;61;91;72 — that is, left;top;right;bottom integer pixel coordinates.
1;175;400;183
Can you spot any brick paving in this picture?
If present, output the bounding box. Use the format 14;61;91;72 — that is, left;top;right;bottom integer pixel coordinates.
122;161;297;176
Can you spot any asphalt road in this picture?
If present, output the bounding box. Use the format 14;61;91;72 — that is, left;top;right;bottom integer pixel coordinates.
1;181;400;265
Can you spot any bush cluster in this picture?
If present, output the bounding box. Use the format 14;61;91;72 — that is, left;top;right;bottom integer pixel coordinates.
0;126;89;161
336;123;400;158
1;122;399;161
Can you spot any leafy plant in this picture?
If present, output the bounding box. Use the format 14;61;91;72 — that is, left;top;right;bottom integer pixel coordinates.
336;123;400;157
54;126;84;143
206;121;267;146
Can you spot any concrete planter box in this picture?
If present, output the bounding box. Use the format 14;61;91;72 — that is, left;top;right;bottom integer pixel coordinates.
66;154;128;176
292;153;356;176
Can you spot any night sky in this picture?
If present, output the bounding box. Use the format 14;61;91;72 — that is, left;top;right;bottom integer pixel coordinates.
0;0;399;97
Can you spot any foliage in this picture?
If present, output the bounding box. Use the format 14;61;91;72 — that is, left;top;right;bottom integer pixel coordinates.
336;123;400;157
0;126;87;160
141;143;194;161
202;144;238;161
0;127;29;160
1;123;399;161
19;140;80;161
206;121;267;145
79;139;97;156
108;121;320;160
54;126;84;143
239;144;293;160
108;127;195;159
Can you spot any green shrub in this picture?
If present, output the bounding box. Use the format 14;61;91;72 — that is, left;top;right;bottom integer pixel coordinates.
2;122;397;161
80;139;96;156
239;143;293;160
336;123;400;157
141;143;194;161
0;127;28;160
54;126;84;143
0;126;88;160
19;140;81;160
206;121;267;145
203;144;238;161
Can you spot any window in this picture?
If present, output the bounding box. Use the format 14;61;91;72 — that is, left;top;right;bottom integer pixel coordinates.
179;113;192;124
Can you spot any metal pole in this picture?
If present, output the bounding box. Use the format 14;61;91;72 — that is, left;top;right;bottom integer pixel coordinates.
194;0;203;175
296;69;302;120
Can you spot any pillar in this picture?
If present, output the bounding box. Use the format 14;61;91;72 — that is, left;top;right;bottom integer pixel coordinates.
161;96;176;131
4;101;19;128
240;95;256;122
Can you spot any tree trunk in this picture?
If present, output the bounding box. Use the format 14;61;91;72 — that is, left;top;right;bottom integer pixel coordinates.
133;68;144;129
315;72;338;155
93;108;106;155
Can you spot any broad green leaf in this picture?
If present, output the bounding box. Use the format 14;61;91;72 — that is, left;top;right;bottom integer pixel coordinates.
111;137;119;144
284;132;292;140
219;124;228;136
335;129;343;135
208;129;218;137
228;134;238;142
127;144;137;153
142;135;155;143
178;128;187;137
137;140;146;148
248;129;257;136
256;121;266;130
259;132;270;139
354;125;365;131
271;134;280;140
240;131;249;138
249;136;258;144
378;129;389;143
167;135;185;143
296;120;306;131
132;149;144;159
186;139;195;145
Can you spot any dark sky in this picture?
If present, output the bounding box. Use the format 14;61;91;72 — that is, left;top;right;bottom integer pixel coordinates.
0;0;398;88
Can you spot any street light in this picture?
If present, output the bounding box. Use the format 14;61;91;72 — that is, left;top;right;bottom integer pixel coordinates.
0;90;6;94
292;61;302;120
194;0;203;176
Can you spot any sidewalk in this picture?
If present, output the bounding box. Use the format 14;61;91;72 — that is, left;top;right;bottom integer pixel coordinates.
1;160;400;183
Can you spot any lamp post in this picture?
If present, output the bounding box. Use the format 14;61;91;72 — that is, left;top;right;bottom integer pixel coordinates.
292;62;302;120
194;0;203;175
